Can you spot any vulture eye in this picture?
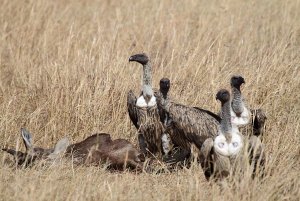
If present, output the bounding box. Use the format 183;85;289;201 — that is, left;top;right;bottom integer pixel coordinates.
218;142;225;148
232;142;239;147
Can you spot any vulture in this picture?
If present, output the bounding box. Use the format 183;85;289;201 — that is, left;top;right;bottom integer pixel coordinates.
251;108;267;136
230;75;267;136
214;89;243;157
155;78;220;160
201;89;244;179
201;89;266;180
127;53;165;157
230;75;251;127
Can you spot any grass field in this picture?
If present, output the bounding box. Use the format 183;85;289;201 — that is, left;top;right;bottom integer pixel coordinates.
0;0;299;200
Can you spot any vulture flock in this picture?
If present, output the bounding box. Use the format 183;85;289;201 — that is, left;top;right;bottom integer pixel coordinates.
2;53;267;181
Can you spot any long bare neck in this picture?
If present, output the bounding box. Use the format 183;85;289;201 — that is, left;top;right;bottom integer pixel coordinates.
231;86;243;115
163;95;171;112
220;101;232;139
142;62;153;97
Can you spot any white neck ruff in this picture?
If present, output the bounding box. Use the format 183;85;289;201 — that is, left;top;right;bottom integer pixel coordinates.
136;95;157;108
213;129;243;156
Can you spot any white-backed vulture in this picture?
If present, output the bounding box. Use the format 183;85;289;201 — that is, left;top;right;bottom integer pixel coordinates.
153;78;224;164
127;53;164;157
156;79;220;159
214;89;243;157
230;75;251;127
230;75;267;136
201;89;265;180
201;89;244;179
249;108;267;137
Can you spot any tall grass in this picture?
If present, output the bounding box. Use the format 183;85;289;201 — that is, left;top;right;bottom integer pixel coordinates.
0;0;299;200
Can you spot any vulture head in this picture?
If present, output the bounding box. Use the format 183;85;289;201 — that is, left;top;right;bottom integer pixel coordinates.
230;75;245;88
129;53;149;65
159;78;170;97
251;109;267;136
216;89;230;105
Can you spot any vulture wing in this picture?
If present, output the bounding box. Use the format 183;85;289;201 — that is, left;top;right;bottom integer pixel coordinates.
127;90;140;129
167;103;219;150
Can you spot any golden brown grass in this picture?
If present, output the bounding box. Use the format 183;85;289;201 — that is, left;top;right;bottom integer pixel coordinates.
0;0;299;200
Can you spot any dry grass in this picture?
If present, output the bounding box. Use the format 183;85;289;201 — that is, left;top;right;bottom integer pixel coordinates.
0;0;299;200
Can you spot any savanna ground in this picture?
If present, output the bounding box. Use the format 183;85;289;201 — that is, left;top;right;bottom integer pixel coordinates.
0;0;299;200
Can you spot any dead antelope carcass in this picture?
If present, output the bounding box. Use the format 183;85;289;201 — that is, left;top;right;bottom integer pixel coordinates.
65;133;143;170
2;129;143;170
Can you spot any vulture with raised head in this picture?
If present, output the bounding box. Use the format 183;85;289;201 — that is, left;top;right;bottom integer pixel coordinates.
230;75;267;136
201;89;266;180
201;89;244;179
230;75;251;127
127;53;165;157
